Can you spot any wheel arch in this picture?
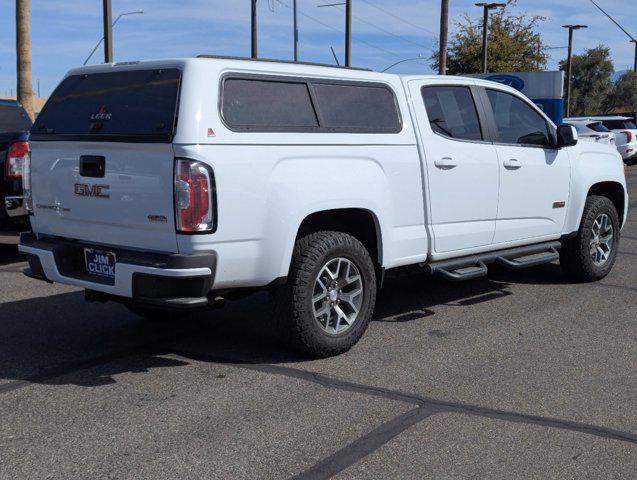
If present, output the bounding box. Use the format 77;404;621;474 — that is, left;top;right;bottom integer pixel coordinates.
587;181;626;224
295;208;384;268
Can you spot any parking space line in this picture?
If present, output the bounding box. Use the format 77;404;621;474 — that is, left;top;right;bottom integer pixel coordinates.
164;350;636;478
291;407;436;480
595;283;637;293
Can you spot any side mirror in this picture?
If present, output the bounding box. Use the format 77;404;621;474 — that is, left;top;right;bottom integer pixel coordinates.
557;124;578;148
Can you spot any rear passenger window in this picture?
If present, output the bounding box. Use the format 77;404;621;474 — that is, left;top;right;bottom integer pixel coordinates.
312;83;400;131
221;75;402;133
587;122;610;133
421;86;483;141
486;89;551;147
603;120;637;130
222;79;318;129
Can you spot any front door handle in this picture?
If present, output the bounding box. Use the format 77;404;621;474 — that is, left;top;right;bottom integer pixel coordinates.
503;159;522;170
434;157;457;169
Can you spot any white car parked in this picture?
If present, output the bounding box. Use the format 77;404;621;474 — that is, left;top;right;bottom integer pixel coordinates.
20;57;629;357
571;115;637;164
564;118;616;146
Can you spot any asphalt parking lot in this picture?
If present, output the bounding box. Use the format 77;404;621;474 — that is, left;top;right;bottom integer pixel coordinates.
1;169;635;480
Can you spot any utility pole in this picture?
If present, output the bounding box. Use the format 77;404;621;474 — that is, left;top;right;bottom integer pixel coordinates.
317;1;351;66
563;24;587;118
16;0;34;120
251;0;258;59
632;40;637;74
103;0;113;63
345;0;352;67
293;0;299;61
439;0;449;75
475;3;506;74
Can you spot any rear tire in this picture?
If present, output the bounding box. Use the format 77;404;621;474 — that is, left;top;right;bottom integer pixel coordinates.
560;195;620;282
272;231;377;358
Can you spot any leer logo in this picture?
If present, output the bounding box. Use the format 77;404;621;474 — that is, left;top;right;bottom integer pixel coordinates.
74;183;110;199
90;105;112;122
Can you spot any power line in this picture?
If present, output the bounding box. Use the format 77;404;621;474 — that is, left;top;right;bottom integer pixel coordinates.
358;0;438;37
588;0;635;41
274;0;420;62
314;1;432;49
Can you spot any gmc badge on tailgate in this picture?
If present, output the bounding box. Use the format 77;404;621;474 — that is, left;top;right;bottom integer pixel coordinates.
74;183;110;199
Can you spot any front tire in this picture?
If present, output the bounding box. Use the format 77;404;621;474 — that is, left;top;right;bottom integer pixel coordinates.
560;195;620;282
273;231;377;358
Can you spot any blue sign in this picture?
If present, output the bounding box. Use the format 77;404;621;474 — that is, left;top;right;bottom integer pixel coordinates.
471;71;565;125
485;74;525;91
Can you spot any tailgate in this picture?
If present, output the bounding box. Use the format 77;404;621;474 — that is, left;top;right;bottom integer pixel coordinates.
27;67;182;253
30;142;178;253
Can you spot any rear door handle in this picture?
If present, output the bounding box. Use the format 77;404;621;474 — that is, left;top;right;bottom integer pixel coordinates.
434;157;457;169
503;159;521;170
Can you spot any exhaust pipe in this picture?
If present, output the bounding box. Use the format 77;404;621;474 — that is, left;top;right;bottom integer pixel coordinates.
207;295;226;309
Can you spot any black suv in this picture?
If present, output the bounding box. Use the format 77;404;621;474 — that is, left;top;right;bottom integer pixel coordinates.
0;100;31;231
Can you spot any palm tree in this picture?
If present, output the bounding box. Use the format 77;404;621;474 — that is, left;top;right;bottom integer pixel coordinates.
16;0;34;121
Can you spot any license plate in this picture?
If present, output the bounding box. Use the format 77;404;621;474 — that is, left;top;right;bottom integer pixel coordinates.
84;249;116;279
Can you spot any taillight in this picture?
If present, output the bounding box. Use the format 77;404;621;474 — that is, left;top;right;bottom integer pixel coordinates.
5;141;29;180
174;159;215;233
23;146;33;213
623;131;633;143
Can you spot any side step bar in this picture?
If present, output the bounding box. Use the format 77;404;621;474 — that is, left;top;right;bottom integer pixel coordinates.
426;241;561;282
497;248;560;270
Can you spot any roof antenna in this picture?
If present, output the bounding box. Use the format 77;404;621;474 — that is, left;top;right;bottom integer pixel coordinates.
330;46;341;66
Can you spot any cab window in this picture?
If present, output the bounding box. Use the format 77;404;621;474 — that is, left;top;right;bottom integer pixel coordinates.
421;86;483;141
486;89;551;147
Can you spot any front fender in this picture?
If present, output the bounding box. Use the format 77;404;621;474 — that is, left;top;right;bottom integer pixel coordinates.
564;145;628;234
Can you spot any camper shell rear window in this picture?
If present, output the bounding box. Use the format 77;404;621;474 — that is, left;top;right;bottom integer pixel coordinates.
220;74;402;133
31;68;182;143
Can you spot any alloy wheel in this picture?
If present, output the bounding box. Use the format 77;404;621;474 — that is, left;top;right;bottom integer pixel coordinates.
590;213;614;266
312;257;364;335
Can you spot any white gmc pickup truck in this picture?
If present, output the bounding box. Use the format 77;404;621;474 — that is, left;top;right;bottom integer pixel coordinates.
20;57;628;357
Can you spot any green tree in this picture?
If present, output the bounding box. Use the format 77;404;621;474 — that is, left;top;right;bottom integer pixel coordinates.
559;45;614;116
431;2;548;75
604;71;637;114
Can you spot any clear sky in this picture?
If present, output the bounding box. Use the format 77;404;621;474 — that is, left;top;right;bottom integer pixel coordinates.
0;0;635;97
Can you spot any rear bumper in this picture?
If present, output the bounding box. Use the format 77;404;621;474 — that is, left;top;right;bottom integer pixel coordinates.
19;232;216;309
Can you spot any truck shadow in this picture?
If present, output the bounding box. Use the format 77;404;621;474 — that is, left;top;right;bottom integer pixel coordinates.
0;263;569;390
0;244;23;267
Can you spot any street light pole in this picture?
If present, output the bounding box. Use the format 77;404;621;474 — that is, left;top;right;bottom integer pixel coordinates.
563;24;588;118
632;39;637;74
293;0;299;61
252;0;258;59
439;0;449;75
85;10;144;66
103;0;113;63
475;3;506;74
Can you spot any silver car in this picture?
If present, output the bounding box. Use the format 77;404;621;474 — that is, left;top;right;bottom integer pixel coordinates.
564;119;616;146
